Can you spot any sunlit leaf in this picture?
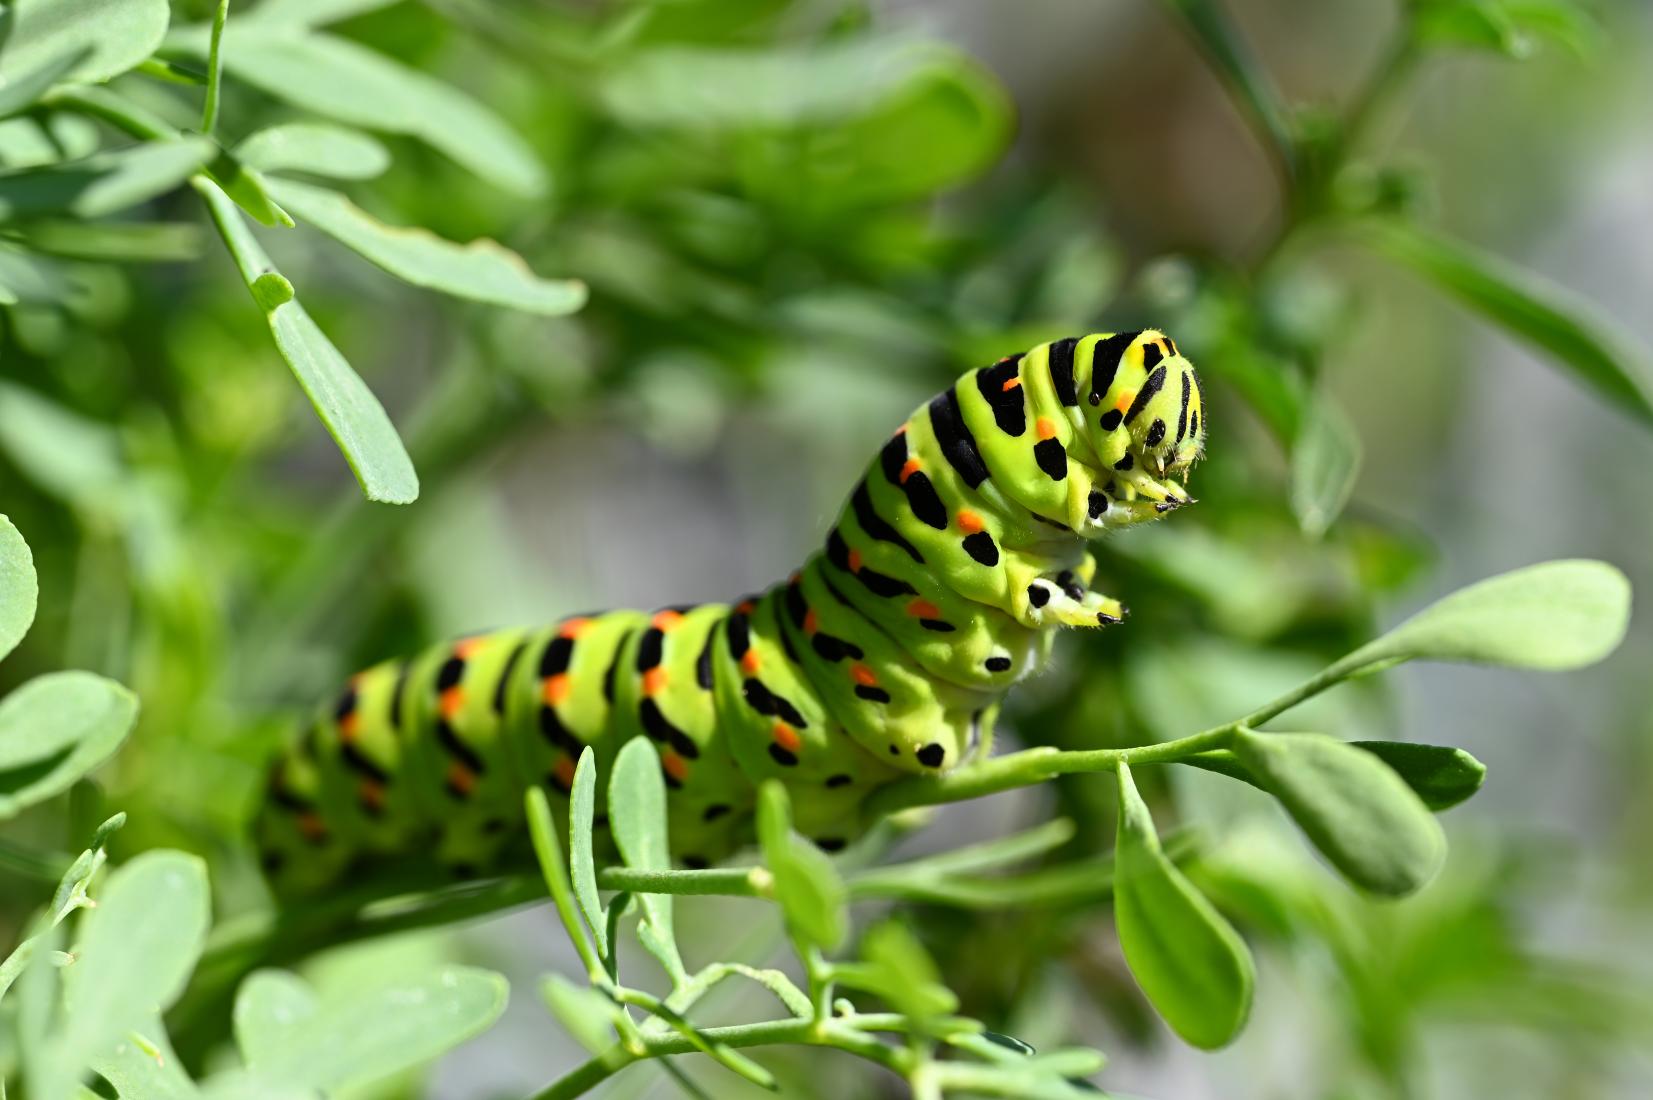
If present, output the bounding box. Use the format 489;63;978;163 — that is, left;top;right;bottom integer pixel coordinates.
0;138;215;220
0;514;37;663
1341;558;1631;673
165;27;545;197
9;219;203;262
0;0;170;86
92;1020;201;1100
265;177;586;314
1290;390;1361;539
231;966;507;1090
0;47;90;121
609;737;685;981
1113;762;1253;1049
205;152;295;228
197;178;419;504
1366;221;1653;429
755;781;846;953
236;122;390;180
51;851;210;1091
569;747;608;958
1231;729;1446;896
0;671;139;820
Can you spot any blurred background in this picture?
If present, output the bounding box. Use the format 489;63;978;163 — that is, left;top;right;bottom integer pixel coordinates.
2;0;1651;1096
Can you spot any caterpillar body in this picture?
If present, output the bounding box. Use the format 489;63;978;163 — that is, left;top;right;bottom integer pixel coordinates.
258;331;1207;891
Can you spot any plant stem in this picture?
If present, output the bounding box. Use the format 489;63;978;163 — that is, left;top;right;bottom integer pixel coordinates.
596;865;770;897
862;726;1240;819
201;0;232;134
530;1016;911;1100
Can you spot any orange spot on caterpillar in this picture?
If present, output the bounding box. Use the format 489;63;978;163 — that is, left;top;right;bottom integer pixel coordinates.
558;617;593;639
651;609;684;631
893;424;907;436
439;686;465;720
736;600;756;615
1114;390;1135;412
338;711;362;740
956;509;984;533
899;457;922;483
906;598;941;618
847;548;863;572
543;673;571;706
740;650;761;674
1036;417;1057;440
553;755;577;789
850;663;878;687
446;761;478;798
662;751;689;782
772;723;801;752
358;779;386;814
297;812;328;842
454;636;487;659
1001;376;1022;392
803;609;819;635
642;667;668;696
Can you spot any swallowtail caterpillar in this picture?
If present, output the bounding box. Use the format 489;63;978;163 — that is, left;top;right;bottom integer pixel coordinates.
258;331;1206;891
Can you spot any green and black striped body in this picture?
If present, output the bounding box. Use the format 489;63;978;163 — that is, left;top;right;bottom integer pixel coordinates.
258;331;1208;891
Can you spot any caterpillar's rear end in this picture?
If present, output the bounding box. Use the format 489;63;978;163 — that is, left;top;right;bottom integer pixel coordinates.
257;331;1207;892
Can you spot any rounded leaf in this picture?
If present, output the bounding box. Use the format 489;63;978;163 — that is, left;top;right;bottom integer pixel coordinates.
757;782;846;953
1348;559;1630;672
1113;763;1254;1049
0;514;37;663
0;670;138;820
1232;729;1445;896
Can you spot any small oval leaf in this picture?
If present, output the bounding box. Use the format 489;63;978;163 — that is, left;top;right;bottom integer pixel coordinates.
0;670;138;819
569;747;608;958
609;737;684;980
1113;762;1254;1049
1346;559;1631;673
1231;729;1445;896
0;514;38;663
1348;741;1486;812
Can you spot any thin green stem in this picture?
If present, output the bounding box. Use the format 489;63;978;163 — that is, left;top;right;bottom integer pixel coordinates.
137;57;208;85
44;86;178;140
1240;648;1389;728
862;726;1240;819
201;0;232;134
596;865;771;898
1160;0;1297;185
530;1017;909;1100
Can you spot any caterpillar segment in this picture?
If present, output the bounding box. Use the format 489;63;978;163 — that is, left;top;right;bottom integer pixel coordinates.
256;330;1207;889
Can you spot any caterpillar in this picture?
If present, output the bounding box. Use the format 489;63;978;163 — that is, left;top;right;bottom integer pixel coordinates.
257;331;1206;891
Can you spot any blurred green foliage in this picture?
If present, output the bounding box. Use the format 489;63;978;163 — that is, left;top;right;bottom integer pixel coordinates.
3;0;1652;1097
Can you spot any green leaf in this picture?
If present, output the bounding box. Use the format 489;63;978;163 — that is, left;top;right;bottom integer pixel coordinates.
853;920;957;1025
205;152;295;228
91;1021;201;1100
0;0;170;86
0;137;215;220
0;813;123;1004
1413;0;1598;59
8;219;204;262
1290;390;1361;539
166;27;545;197
1342;558;1631;674
235;123;390;180
0;671;139;820
525;786;602;979
1365;221;1653;429
1113;762;1254;1049
197;178;418;504
540;974;622;1055
231;966;507;1090
1230;729;1446;896
264;177;586;314
1182;741;1487;812
242;0;402;26
52;851;210;1091
609;737;685;982
569;747;607;959
755;782;846;954
0;47;90;121
1349;741;1486;811
0;514;37;664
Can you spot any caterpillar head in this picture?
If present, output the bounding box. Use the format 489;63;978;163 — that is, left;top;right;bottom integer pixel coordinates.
1085;329;1205;504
